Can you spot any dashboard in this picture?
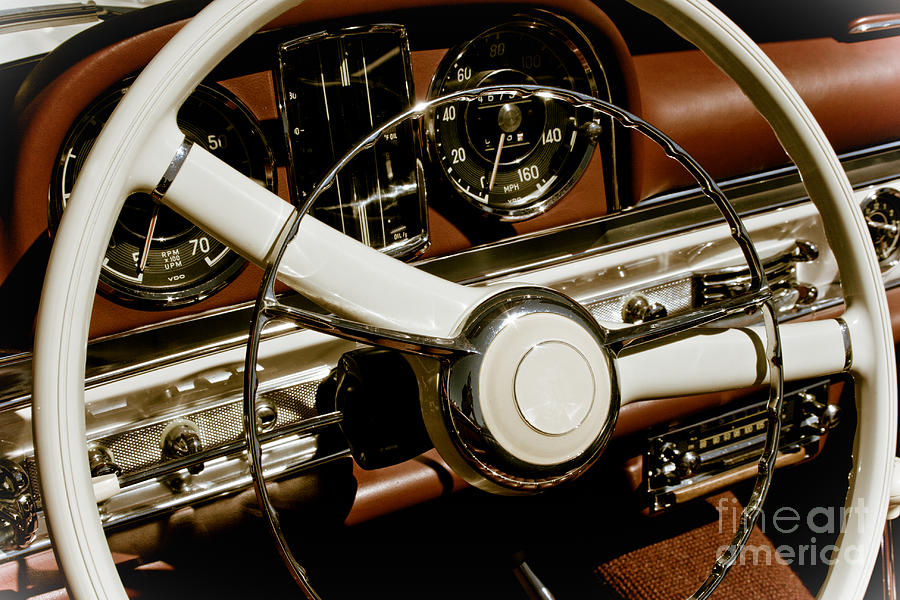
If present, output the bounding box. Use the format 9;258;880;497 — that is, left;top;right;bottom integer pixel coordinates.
2;0;900;597
4;2;630;341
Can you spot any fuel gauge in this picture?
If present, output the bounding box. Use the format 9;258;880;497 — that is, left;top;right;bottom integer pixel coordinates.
276;25;427;257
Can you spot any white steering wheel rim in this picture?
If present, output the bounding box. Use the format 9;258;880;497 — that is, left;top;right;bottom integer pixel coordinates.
32;0;895;598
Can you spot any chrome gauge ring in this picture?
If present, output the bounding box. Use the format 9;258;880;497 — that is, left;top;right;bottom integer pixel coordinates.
49;81;275;308
243;84;783;599
427;15;604;219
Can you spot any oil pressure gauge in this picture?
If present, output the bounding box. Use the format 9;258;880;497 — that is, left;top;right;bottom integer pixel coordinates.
862;187;900;268
50;82;274;308
427;15;604;220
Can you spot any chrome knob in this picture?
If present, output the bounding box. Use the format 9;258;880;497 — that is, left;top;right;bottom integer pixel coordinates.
793;240;820;262
255;400;278;433
800;393;841;435
622;294;667;324
162;421;204;475
0;459;37;550
87;444;121;478
678;450;702;478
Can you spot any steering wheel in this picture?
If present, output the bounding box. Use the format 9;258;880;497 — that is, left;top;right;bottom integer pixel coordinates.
32;0;896;599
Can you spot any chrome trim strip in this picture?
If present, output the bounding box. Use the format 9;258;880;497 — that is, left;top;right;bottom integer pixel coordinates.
3;443;352;563
151;139;193;201
643;141;900;207
849;17;900;35
0;3;115;33
837;318;853;372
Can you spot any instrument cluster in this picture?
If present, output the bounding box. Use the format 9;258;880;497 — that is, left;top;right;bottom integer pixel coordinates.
48;11;615;310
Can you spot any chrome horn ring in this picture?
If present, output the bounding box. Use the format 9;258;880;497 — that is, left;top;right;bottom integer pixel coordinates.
242;86;783;599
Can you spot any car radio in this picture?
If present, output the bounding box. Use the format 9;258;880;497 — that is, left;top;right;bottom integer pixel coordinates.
640;379;841;513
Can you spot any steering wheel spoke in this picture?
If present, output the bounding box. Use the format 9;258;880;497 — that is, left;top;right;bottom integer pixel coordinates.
162;143;493;339
618;318;850;404
259;297;476;358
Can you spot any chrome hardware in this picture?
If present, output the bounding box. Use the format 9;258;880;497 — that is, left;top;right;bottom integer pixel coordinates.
867;219;899;235
848;14;900;36
161;421;204;476
797;284;818;305
678;450;702;478
150;139;193;203
861;188;900;266
0;3;115;34
512;559;557;600
882;521;897;600
793;239;820;261
692;240;818;308
621;293;668;324
838;318;853;372
87;444;121;478
799;392;841;435
0;460;37;550
580;121;604;144
655;443;702;482
255;400;278;433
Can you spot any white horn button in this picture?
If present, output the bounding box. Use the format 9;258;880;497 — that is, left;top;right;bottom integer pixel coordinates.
514;341;594;435
478;311;614;466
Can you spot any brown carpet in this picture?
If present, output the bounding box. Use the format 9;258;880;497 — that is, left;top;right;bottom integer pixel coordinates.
594;492;815;599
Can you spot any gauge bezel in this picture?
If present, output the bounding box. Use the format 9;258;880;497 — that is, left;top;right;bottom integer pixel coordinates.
275;23;430;259
861;186;900;270
49;81;276;310
425;13;606;221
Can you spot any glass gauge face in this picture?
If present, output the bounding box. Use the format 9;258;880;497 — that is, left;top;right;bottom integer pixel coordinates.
50;83;274;309
277;25;428;257
428;17;601;220
862;188;900;266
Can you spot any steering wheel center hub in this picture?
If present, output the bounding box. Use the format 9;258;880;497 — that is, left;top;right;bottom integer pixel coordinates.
478;310;613;467
514;341;596;435
426;288;620;492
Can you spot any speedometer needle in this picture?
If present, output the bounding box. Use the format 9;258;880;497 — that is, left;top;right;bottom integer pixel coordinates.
137;203;160;276
488;133;506;191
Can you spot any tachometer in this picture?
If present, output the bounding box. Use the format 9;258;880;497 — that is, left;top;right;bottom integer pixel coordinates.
427;16;602;220
50;82;275;309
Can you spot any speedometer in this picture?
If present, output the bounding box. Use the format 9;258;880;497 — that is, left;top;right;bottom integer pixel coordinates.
427;16;602;220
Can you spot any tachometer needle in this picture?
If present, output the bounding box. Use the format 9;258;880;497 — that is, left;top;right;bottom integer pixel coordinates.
137;203;160;276
488;133;506;191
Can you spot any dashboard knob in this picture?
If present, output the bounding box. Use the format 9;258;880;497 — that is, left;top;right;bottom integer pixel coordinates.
622;294;667;324
0;460;37;550
678;450;702;478
255;400;278;433
800;393;841;435
87;444;121;478
162;421;204;475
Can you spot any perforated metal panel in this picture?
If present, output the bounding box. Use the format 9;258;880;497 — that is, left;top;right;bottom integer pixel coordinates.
586;277;693;323
25;377;325;508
